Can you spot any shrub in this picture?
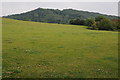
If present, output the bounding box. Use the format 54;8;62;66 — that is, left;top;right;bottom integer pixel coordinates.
97;18;114;30
85;18;95;27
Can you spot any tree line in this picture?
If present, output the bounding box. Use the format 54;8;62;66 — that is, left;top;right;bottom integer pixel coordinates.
69;16;120;31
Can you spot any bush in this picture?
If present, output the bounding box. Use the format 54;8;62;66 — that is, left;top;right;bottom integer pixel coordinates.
85;18;95;27
69;19;85;25
91;21;98;30
98;18;114;30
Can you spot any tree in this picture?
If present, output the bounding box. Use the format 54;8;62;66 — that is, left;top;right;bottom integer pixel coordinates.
69;19;84;25
69;19;75;24
79;19;86;25
85;18;95;27
95;16;106;22
91;21;98;30
95;16;118;31
98;18;114;30
69;16;119;31
117;21;120;30
111;19;120;30
74;19;81;25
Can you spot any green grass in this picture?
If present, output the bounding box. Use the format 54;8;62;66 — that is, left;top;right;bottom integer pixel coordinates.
0;18;2;79
2;18;118;78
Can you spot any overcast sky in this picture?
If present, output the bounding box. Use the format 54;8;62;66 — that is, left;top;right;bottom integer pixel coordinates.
1;1;119;16
1;0;119;2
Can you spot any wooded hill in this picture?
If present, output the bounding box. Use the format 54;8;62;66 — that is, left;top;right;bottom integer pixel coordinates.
4;8;118;24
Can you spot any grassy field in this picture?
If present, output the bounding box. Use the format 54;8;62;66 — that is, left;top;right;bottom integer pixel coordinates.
0;18;2;79
2;18;118;78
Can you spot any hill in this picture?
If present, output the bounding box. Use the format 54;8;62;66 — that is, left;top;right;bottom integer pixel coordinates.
3;8;118;24
2;18;118;78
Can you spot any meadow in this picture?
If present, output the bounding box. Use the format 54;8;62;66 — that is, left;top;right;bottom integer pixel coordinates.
2;18;118;78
